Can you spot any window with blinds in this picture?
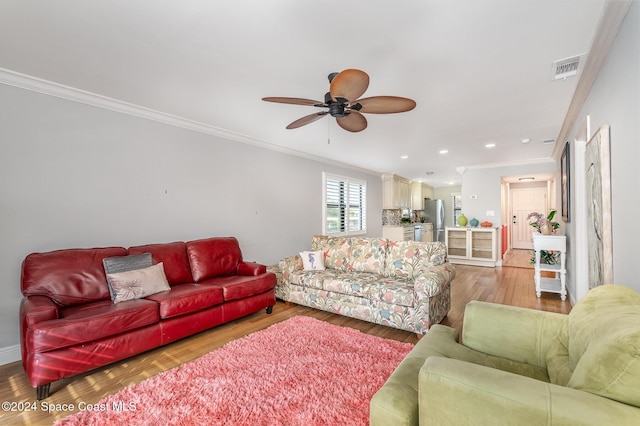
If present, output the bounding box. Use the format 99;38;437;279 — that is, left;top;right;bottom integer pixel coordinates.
322;173;367;235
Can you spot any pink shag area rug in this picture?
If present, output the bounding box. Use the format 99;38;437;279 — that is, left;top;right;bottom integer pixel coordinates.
55;316;413;426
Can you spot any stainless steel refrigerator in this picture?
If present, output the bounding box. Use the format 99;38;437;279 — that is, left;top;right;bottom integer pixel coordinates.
423;199;445;243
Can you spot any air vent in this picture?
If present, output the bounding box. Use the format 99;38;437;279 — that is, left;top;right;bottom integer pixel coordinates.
551;53;586;80
542;139;555;145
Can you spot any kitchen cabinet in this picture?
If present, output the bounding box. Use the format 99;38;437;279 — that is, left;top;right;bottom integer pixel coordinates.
382;174;412;209
532;233;567;301
445;227;498;267
382;225;414;241
411;182;434;210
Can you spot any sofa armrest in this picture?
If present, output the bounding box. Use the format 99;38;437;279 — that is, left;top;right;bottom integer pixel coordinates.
278;255;303;281
419;357;640;425
20;296;59;327
462;301;566;368
413;262;456;298
237;261;267;276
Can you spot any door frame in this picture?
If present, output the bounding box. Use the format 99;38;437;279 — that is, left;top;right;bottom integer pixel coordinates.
502;179;554;253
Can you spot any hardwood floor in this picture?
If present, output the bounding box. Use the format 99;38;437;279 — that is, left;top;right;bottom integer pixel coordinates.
0;264;571;425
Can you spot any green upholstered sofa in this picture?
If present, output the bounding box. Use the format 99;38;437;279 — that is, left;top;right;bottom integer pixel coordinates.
370;284;640;425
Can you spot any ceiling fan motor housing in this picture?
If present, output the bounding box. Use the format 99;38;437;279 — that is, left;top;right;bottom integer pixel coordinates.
324;92;349;117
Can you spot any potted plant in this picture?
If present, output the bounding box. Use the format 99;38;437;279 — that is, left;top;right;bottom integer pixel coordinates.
527;210;559;235
527;210;560;265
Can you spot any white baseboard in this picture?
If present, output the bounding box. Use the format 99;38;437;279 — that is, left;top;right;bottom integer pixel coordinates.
0;345;21;366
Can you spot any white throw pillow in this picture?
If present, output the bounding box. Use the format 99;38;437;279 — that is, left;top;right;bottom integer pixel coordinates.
107;262;171;303
300;251;325;271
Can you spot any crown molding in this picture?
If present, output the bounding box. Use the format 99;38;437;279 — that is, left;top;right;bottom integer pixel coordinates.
0;68;380;177
462;157;555;171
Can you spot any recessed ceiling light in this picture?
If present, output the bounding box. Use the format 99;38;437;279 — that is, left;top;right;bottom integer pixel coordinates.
439;149;448;154
485;143;496;148
521;138;531;144
400;155;409;159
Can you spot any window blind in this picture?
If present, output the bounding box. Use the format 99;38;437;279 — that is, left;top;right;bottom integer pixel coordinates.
323;173;366;235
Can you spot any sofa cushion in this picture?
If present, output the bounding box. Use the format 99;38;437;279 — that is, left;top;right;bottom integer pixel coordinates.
129;241;194;285
385;241;446;279
348;238;388;275
369;277;416;307
103;253;153;299
200;274;276;302
288;269;340;290
145;283;224;319
311;235;351;271
553;285;640;406
22;247;127;306
323;271;382;298
107;263;171;303
28;299;159;352
186;237;242;281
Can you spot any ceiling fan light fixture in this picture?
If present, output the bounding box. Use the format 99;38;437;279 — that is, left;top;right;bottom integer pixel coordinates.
263;69;415;133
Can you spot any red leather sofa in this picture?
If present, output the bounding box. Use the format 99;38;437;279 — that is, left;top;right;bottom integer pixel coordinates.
19;236;276;399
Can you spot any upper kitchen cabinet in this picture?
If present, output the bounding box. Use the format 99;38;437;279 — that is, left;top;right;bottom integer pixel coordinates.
382;174;412;209
411;181;434;210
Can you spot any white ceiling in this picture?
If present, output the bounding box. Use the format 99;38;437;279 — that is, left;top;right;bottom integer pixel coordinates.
0;0;606;186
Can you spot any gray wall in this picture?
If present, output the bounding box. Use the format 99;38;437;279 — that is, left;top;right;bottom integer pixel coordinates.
565;2;639;296
460;162;557;228
0;84;382;357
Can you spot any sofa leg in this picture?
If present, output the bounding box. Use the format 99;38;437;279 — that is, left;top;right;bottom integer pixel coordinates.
266;306;273;314
36;383;51;400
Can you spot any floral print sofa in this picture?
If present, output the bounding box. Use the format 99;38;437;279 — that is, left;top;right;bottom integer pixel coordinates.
275;235;456;334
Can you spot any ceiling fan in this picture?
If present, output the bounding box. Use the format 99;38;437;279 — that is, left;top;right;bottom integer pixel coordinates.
262;69;416;133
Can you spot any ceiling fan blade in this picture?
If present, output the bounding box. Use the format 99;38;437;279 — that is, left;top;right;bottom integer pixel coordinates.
286;111;329;129
337;111;367;132
262;97;325;107
355;96;417;114
330;69;369;102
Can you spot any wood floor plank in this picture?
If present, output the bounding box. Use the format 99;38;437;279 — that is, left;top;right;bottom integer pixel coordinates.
0;264;571;424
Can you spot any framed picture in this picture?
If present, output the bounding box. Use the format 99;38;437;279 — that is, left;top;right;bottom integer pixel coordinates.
560;142;570;222
585;125;613;289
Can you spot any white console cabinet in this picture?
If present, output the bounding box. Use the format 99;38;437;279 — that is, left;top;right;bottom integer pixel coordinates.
445;227;498;267
532;233;567;301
